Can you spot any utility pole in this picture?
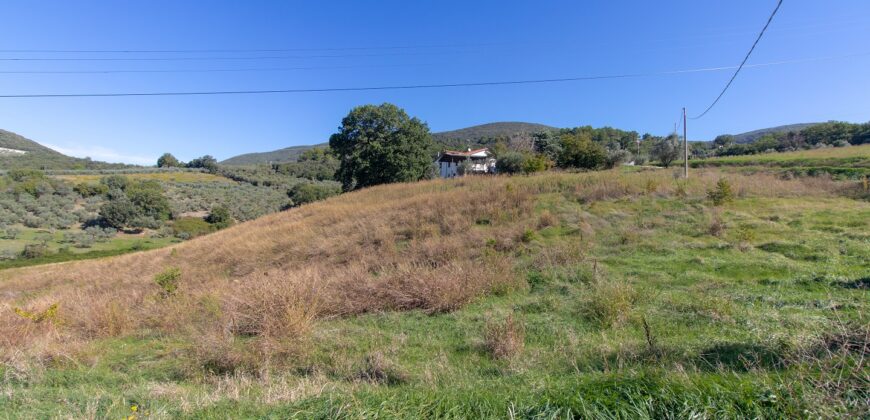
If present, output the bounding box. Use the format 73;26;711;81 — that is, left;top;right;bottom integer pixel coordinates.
682;107;688;179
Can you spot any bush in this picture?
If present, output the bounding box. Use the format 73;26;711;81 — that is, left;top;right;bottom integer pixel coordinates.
557;132;607;169
522;154;550;174
73;182;108;198
707;178;735;205
496;152;525;174
604;148;629;169
205;206;233;229
172;217;214;238
289;182;342;206
154;267;181;297
651;135;680;167
99;196;139;229
21;243;50;259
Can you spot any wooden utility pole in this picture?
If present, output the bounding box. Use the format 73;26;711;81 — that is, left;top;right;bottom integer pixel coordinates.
682;107;688;178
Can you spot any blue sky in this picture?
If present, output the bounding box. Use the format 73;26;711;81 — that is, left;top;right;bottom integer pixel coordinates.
0;0;868;164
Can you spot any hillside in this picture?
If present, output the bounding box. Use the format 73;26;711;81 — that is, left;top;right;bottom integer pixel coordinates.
432;121;555;142
0;129;132;170
2;168;867;417
692;143;870;178
729;123;820;144
219;143;328;165
220;122;556;165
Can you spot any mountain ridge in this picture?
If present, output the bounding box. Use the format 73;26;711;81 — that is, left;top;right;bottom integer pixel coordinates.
220;122;557;165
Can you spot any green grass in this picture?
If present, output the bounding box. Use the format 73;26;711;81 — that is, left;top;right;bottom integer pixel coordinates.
2;185;867;418
692;144;870;179
53;171;234;184
0;225;177;270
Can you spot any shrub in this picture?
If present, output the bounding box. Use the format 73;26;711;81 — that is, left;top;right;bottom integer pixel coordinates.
707;178;735;205
484;314;525;360
496;152;525;175
2;226;21;240
172;217;214;238
100;175;130;191
289;182;342;206
557;132;607;169
205;206;233;229
99;196;139;229
73;182;108;197
651;135;680;167
604;148;629;169
708;210;726;237
21;243;50;259
538;210;559;229
154;267;181;297
522;154;550;174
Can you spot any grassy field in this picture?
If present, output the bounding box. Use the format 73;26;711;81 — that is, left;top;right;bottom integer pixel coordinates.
53;171;235;184
0;225;178;270
1;169;868;418
691;144;870;179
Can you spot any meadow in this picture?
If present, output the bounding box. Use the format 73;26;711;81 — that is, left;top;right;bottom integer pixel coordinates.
0;168;867;418
53;171;235;185
0;225;177;270
691;144;870;178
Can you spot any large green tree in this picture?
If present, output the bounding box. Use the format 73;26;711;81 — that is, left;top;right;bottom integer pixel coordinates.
329;103;433;190
557;132;607;169
157;153;182;168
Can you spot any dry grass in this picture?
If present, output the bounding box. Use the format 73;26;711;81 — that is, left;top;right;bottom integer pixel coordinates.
579;279;638;328
484;313;525;360
0;169;849;368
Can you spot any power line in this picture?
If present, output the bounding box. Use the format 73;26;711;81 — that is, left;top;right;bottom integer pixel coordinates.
0;43;505;54
690;0;783;120
0;51;470;62
0;62;439;75
1;49;865;99
2;50;862;76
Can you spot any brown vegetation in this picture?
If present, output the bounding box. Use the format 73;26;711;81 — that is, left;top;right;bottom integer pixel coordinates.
0;169;852;369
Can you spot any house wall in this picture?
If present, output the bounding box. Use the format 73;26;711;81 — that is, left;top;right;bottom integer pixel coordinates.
440;161;459;178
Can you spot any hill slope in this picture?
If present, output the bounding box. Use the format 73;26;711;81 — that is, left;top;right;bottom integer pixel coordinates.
219;143;328;165
2;169;867;417
729;123;820;144
220;122;556;165
0;129;133;170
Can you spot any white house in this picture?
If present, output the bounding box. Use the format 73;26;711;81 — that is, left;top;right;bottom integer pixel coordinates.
435;148;496;178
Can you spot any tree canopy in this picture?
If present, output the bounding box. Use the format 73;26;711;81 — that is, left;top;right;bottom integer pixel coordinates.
157;153;183;168
329;103;433;190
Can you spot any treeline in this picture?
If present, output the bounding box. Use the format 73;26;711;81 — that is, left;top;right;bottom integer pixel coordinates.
492;127;688;173
701;121;870;158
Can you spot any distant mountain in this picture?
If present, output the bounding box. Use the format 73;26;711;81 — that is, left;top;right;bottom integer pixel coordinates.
432;122;556;142
220;143;328;166
220;122;557;166
729;123;821;144
0;129;132;170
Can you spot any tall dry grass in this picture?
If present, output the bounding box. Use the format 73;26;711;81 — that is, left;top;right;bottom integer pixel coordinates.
0;169;850;369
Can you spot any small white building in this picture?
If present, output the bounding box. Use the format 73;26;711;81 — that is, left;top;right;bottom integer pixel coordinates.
435;148;496;178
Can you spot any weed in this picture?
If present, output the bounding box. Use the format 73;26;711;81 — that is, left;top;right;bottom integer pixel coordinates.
13;303;59;324
537;210;559;229
154;267;182;297
707;178;734;205
708;209;726;237
580;279;637;328
484;313;525;360
353;352;407;385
